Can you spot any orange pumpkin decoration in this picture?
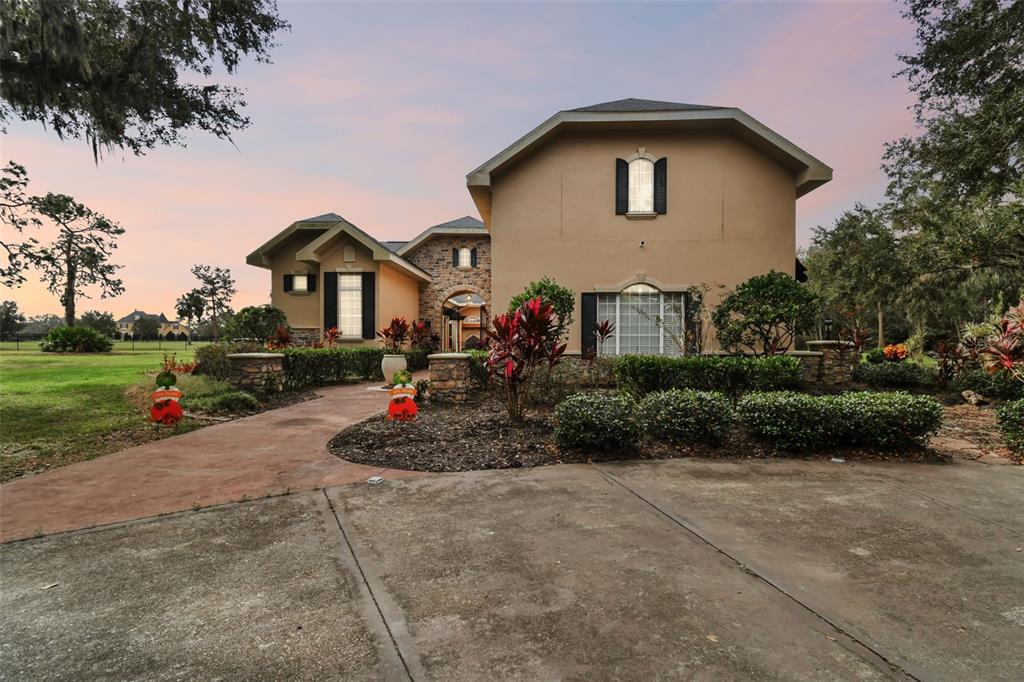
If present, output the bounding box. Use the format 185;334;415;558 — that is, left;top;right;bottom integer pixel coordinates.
151;399;183;425
387;384;418;422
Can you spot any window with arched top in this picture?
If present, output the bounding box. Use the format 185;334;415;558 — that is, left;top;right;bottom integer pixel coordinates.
628;158;654;213
458;247;472;268
596;283;685;356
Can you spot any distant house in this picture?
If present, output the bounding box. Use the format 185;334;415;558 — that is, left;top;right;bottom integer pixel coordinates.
116;310;190;340
247;98;831;354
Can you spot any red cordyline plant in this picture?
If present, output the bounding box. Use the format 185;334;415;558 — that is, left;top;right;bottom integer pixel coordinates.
265;324;293;350
377;317;410;354
980;300;1024;383
487;296;566;422
323;326;341;348
410;320;441;352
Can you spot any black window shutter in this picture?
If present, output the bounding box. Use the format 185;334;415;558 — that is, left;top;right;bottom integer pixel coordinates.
307;274;317;292
452;248;459;267
581;293;597;354
323;272;338;331
654;157;667;214
615;159;628;214
361;272;376;340
283;274;294;292
470;247;477;267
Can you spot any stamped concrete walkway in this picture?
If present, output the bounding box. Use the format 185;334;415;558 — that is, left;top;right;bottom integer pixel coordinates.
0;382;424;542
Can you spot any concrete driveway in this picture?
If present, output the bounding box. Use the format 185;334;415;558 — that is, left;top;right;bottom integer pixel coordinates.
2;458;1021;680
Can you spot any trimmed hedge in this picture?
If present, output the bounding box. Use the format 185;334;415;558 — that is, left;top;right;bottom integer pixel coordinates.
738;390;943;451
467;349;490;391
614;354;802;398
193;341;265;380
40;326;112;353
554;392;640;451
852;361;935;389
187;390;259;414
997;399;1024;455
404;348;430;371
281;347;385;389
639;389;732;444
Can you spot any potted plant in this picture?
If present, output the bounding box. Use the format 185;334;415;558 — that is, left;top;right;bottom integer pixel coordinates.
377;317;410;385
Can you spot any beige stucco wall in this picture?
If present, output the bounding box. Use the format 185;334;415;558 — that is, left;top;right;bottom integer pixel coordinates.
266;231;422;346
269;233;322;329
489;128;798;352
378;262;421;327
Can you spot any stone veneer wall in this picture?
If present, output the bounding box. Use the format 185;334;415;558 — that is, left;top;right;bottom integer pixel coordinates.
291;327;320;347
403;235;491;331
227;353;284;392
803;341;855;389
427;353;470;402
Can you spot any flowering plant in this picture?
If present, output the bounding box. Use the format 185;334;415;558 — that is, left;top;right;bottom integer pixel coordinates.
487;296;566;421
980;300;1024;383
883;343;909;362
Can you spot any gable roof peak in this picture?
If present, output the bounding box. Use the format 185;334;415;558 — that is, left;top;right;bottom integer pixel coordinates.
298;212;345;223
428;215;485;230
568;98;724;113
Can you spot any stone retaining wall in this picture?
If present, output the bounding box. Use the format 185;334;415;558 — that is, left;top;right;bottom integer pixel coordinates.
227;353;285;393
291;328;320;347
802;341;855;390
428;353;470;402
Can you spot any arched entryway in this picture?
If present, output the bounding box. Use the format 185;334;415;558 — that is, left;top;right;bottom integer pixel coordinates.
439;288;488;352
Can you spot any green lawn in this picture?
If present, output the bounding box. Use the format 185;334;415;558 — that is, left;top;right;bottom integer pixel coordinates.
0;349;227;482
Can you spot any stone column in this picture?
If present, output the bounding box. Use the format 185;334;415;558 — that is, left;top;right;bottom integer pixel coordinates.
804;341;855;389
227;352;285;393
788;350;826;387
428;352;471;402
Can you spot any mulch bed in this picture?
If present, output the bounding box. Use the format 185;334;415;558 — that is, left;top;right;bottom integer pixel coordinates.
328;397;953;472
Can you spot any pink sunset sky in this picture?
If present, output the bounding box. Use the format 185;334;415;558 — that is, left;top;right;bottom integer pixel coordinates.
2;0;918;319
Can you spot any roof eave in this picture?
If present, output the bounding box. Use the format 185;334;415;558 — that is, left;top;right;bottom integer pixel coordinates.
396;226;490;257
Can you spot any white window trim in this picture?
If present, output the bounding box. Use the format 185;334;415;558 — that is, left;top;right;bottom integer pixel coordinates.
337;272;363;341
597;285;686;357
291;272;309;293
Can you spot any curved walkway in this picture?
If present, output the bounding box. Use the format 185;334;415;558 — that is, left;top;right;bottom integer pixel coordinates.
0;383;424;543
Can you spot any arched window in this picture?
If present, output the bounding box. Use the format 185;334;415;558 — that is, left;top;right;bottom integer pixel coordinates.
458;247;472;268
596;283;685;356
628;158;654;213
343;245;356;262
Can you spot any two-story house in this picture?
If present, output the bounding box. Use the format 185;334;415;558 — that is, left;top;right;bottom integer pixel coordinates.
246;98;831;354
117;310;190;340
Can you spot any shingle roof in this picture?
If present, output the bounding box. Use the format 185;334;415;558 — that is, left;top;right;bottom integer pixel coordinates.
298;212;345;223
117;310;168;324
568;98;723;113
381;241;408;252
426;216;485;230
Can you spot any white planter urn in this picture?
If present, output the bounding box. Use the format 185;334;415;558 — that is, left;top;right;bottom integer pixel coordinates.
381;354;408;385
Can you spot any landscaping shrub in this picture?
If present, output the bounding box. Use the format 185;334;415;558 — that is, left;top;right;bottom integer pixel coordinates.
710;270;818;354
554;392;639;451
404;347;430;371
736;391;838;450
280;347;384;389
223;305;289;342
737;390;942;451
187;390;259;414
953;368;1024;400
863;347;888;364
467;349;490;391
851;361;935;389
40;326;113;352
614;354;802;398
996;399;1024;456
193;341;264;380
639;389;732;444
830;391;943;448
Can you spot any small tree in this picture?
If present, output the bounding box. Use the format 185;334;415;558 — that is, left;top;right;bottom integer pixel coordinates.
191;264;237;340
487;297;566;422
33;193;125;326
508;277;575;341
223;305;288;342
711;271;818;355
0;300;26;339
175;289;205;344
21;313;62;336
78;310;116;337
132;316;159;340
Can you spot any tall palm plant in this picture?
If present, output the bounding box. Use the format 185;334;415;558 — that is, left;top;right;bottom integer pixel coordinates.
175;289;205;345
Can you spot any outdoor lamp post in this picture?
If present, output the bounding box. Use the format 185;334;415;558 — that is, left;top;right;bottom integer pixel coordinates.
824;318;834;340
